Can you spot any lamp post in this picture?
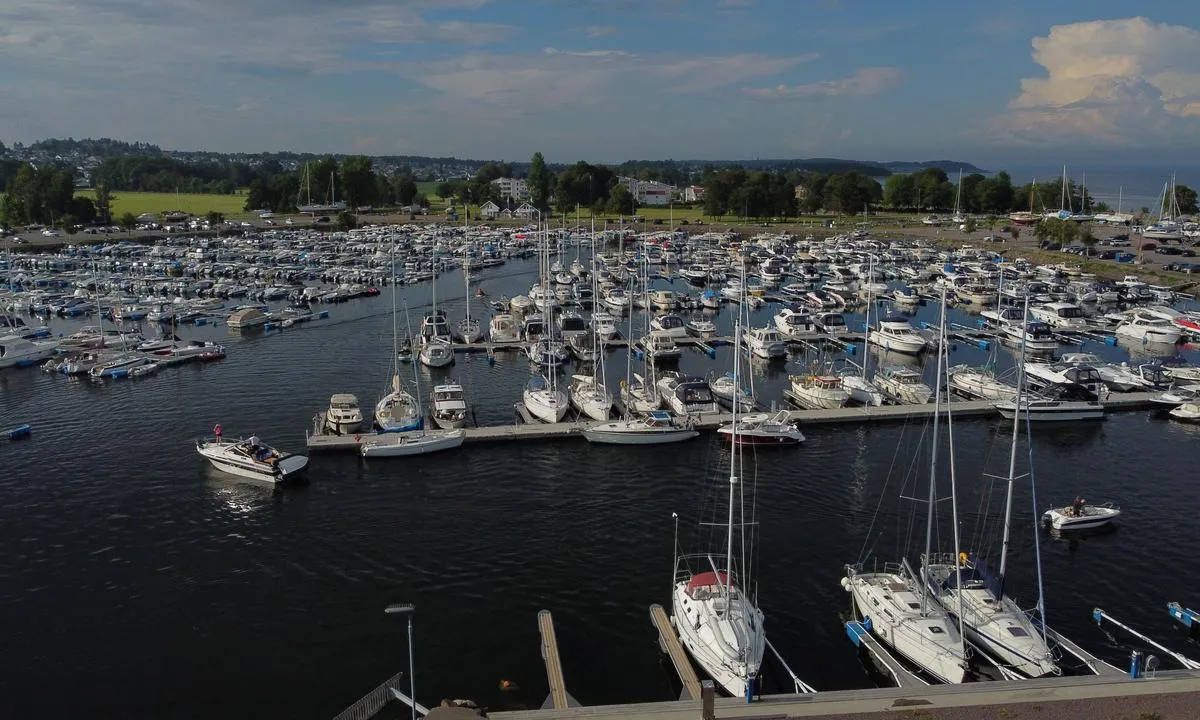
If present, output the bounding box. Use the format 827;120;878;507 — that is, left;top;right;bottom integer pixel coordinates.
385;603;417;720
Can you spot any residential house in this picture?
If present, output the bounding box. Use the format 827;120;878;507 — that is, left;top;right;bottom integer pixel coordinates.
479;200;500;220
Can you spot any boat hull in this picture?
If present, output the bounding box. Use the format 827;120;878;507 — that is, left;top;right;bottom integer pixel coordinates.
582;425;698;445
360;431;464;457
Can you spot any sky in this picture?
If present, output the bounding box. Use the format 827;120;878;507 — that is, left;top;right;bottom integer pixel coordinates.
1;0;1199;166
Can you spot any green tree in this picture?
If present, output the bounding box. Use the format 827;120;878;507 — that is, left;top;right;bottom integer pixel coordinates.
963;218;977;234
527;151;553;212
118;211;138;230
394;174;418;206
1008;226;1021;241
413;193;429;210
1174;184;1198;215
1079;225;1097;256
339;155;378;209
206;211;225;226
335;210;357;230
883;173;916;208
58;213;80;234
607;183;634;215
94;184;114;224
1034;218;1078;249
435;181;459;201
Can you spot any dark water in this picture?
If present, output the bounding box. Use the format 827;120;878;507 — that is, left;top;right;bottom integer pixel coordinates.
3;258;1200;718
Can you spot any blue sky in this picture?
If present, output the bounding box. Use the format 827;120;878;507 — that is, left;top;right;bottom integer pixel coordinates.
1;0;1198;165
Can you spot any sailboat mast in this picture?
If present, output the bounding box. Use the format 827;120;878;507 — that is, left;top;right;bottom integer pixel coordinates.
921;286;949;616
725;263;743;600
863;254;873;380
997;295;1031;588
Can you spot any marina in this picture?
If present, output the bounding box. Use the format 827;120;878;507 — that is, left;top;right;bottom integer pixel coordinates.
3;224;1200;718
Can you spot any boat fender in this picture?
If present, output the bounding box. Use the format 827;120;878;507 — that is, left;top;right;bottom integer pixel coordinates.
845;343;857;356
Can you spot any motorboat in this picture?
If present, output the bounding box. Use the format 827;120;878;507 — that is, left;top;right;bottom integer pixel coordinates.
685;317;717;339
591;311;619;340
557;310;588;338
1042;501;1120;531
569;374;613;421
740;326;787;360
787;374;850;409
1148;384;1200;407
994;382;1105;421
602;288;631;313
700;290;721;310
649;289;679;310
814;312;847;334
868;314;926;355
397;334;413;363
509;294;534;314
640;331;682;363
657;373;720;416
325;393;363;435
650;313;690;339
1023;361;1106;394
523;376;569;423
488;314;521;343
1059;353;1165;392
0;334;60;369
566;332;599;363
840;369;884;407
893;286;920;306
1030;301;1089;330
716;410;804;445
773;307;818;340
707;370;755;412
875;365;934;405
1001;322;1059;353
582;410;698;445
947;365;1017;401
196;433;308;483
360;429;465;457
375;375;424;432
430;381;469;429
1169;402;1200;422
87;352;152;379
1115;311;1183;346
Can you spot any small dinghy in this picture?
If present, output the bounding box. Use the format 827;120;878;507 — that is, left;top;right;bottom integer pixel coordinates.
1042;499;1120;531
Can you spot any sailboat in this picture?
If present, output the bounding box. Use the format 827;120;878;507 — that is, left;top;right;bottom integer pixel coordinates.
670;336;767;699
375;245;423;434
843;255;885;406
951;169;966;224
523;219;570;424
842;287;970;685
570;226;614;422
296;163;347;214
419;238;455;368
456;221;483;343
922;296;1058;679
619;257;660;413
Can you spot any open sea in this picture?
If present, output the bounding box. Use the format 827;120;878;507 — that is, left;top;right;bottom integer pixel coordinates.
3;255;1200;718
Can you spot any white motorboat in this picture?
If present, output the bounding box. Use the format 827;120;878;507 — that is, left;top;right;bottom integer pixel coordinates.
523;376;569;423
947;365;1017;401
0;334;60;369
1001;322;1059;352
893;286;920;306
591;311;619;340
773;307;818;340
375;375;424;432
489;314;521;343
994;383;1105;421
87;352;151;379
740;326;787;359
649;289;679;310
875;365;933;405
430;381;469;429
1115;311;1183;345
815;312;847;335
582;410;698;444
1030;301;1089;330
360;429;465;457
787;374;850;409
557;310;588;338
1169;401;1200;422
324;393;363;435
640;331;682;363
1024;360;1105;393
602;288;631;313
716;410;804;445
685;317;717;339
868;314;926;355
196;434;308;483
657;373;720;416
509;294;534;314
840;371;884;407
569;374;613;421
1149;384;1200;407
1042;501;1120;531
1059;353;1165;392
650;313;690;339
707;371;755;412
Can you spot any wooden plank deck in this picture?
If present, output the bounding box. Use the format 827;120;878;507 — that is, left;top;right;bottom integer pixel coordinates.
538;610;576;710
649;603;701;702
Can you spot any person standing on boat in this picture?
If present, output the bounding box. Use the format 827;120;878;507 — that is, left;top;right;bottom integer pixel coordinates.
1072;496;1085;517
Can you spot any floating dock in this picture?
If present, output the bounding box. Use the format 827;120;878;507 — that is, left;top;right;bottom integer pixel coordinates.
649;604;701;702
306;392;1162;452
538;611;579;710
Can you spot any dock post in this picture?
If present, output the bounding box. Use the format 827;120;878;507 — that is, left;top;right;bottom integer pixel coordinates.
700;680;714;720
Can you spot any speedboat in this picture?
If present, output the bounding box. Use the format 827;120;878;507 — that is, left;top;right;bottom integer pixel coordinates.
1115;311;1183;346
1149;384;1200;407
657;372;720;416
582;410;698;445
994;382;1105;421
324;393;363;435
1001;322;1059;353
868;314;926;355
360;429;465;457
640;331;682;363
773;307;818;340
650;313;690;339
716;410;804;445
740;326;787;359
430;381;469;429
196;433;308;483
787;374;850;409
1169;401;1200;423
1042;502;1120;531
875;365;934;405
685;317;717;339
87;353;152;380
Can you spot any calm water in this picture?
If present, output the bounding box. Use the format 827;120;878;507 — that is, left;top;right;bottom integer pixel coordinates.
3;257;1200;718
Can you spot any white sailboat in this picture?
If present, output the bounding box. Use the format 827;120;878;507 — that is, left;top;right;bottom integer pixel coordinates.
843;255;885;406
570;228;614;422
376;293;423;433
456;229;483;343
523;219;570;423
842;287;970;685
420;237;455;368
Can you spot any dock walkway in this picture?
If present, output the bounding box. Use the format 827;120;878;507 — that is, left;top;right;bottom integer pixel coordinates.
649;604;701;701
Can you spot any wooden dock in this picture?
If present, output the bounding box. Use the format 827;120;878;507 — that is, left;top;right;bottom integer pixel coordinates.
538;611;579;709
649;604;701;701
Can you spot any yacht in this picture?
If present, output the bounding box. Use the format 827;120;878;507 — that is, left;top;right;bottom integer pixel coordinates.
1030;301;1089;330
1001;322;1059;353
87;353;152;380
657;373;720;416
773;307;818;340
707;371;755;412
488;314;521;343
526;337;570;368
419;337;455;368
0;334;60;369
324;394;363;435
1115;312;1183;346
640;331;682;363
430;381;469;429
875;365;934;405
196;433;308;483
868;314;926;355
740;326;787;360
994;382;1105;421
787;374;850;409
360;429;465;457
716;410;804;445
650;314;690;339
583;410;698;444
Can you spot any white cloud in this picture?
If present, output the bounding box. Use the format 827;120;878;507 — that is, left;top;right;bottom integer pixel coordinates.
581;24;617;37
543;47;632;57
743;66;904;98
988;17;1200;146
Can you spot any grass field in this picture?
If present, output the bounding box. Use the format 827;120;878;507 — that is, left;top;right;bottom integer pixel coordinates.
75;189;251;219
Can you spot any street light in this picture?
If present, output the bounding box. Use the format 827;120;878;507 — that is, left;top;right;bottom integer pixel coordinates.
385;603;417;720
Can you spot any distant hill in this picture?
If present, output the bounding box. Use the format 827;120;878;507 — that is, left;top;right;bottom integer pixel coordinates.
882;160;987;175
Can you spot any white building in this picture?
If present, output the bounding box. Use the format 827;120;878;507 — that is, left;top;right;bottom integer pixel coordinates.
622;177;675;206
683;185;706;203
479;200;500;220
491;177;530;201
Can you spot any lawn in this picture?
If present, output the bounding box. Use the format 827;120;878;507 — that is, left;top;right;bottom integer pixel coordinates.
75;189;252;219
